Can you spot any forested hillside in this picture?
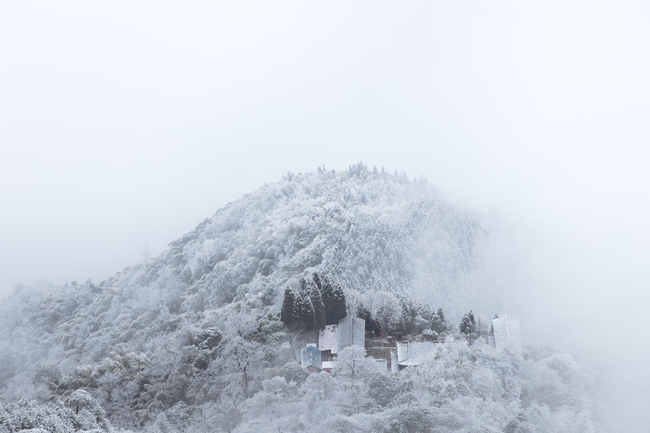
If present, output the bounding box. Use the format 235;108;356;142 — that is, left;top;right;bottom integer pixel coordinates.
0;164;606;432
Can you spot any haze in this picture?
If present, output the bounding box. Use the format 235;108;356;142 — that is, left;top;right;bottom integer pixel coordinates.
1;1;649;430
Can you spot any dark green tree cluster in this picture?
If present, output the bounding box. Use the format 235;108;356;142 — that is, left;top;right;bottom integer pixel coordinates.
280;273;346;332
399;295;429;335
459;310;476;336
313;273;347;325
355;304;382;337
355;296;450;338
280;288;297;329
430;308;447;334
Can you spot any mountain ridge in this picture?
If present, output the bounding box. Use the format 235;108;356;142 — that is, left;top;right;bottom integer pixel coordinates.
0;163;573;433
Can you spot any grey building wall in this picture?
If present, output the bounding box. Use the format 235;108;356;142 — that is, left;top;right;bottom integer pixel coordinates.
337;316;365;351
492;315;522;358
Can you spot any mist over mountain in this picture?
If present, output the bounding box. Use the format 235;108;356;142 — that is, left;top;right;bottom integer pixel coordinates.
0;164;605;432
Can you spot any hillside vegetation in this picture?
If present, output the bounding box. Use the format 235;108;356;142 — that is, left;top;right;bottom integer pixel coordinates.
0;164;605;432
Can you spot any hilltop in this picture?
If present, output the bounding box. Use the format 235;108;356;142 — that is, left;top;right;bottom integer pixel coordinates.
0;164;605;432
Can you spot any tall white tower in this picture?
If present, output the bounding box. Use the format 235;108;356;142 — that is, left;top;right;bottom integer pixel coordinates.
492;315;522;358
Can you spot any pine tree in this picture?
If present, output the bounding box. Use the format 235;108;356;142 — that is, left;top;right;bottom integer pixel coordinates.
294;287;316;331
304;278;326;330
318;273;334;321
431;308;447;333
398;295;423;335
330;281;347;323
319;274;347;324
312;272;322;292
356;304;381;336
280;288;297;329
459;310;476;335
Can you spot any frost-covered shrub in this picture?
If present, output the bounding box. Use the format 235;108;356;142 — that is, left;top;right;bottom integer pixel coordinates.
279;362;308;385
33;365;62;388
369;373;401;407
421;329;438;341
333;346;377;386
0;396;111;433
64;389;111;432
387;406;434;433
196;328;223;350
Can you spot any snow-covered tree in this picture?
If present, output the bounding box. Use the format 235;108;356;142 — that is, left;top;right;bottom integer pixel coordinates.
0;165;608;433
371;292;403;336
293;288;316;332
431;307;448;334
280;288;297;329
304;278;326;330
355;304;381;337
459;310;476;336
317;274;346;325
333;345;376;387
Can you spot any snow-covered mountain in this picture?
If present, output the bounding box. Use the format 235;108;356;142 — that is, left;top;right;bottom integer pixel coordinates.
0;164;605;433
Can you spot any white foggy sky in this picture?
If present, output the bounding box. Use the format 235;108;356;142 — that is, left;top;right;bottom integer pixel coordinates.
1;1;649;324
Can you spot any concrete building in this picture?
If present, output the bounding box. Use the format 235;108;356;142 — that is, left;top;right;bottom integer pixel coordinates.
337;315;365;351
305;316;367;373
394;341;437;368
492;315;522;358
319;324;338;363
319;324;338;354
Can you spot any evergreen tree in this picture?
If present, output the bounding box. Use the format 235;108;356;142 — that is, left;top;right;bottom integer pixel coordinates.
304;278;326;330
399;295;423;335
419;304;435;326
280;288;297;329
355;303;371;322
355;304;381;336
377;304;403;336
331;283;347;323
459;310;476;335
319;274;347;324
294;287;316;331
431;308;447;334
312;272;322;292
318;273;334;321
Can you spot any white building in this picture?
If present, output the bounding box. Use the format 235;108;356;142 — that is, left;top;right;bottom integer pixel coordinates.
318;316;366;355
394;341;437;368
492;315;522;358
319;324;338;354
337;316;365;351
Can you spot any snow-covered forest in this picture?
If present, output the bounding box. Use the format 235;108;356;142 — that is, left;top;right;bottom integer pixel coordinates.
0;164;606;432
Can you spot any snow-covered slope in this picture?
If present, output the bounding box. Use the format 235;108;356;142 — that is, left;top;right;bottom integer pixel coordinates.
0;164;604;433
2;164;505;373
109;162;504;315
